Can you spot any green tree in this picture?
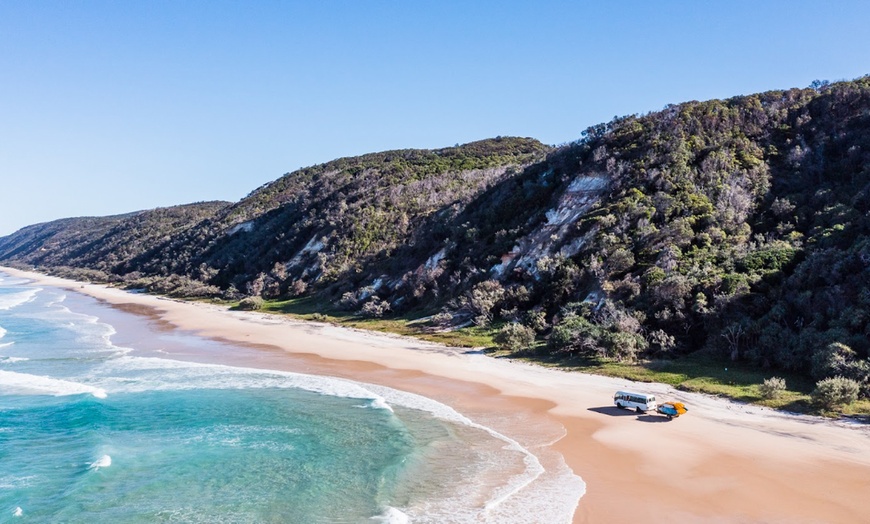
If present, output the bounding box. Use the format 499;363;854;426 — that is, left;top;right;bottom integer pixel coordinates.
494;323;536;352
811;342;856;380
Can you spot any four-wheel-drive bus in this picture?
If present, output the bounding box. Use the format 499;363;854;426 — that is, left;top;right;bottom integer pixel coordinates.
613;391;657;413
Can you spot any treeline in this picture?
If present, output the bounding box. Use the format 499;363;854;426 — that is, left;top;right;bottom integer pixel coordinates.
1;79;869;401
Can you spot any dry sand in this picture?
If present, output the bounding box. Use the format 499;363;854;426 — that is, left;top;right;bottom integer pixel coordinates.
4;266;870;523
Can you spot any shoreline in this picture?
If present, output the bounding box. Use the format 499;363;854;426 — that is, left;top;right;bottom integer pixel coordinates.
4;266;870;523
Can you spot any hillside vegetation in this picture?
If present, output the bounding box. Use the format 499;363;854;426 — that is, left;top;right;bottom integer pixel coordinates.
2;79;869;413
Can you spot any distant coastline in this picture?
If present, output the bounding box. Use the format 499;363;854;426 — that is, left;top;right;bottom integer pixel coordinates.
4;266;870;523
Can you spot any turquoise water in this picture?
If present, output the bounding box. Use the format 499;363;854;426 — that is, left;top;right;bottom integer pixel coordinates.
0;273;583;523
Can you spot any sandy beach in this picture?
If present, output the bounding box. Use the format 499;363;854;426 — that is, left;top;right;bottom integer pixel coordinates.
4;266;870;523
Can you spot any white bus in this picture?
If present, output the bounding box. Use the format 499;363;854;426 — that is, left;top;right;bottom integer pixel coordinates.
614;391;657;413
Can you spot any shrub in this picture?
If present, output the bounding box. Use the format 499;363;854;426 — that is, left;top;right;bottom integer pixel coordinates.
549;314;599;354
759;376;786;400
604;331;648;362
811;376;860;409
146;275;221;298
494;323;536;352
289;279;308;296
525;309;549;333
465;280;505;326
339;291;359;310
430;311;454;328
649;329;676;353
360;297;391;318
237;296;265;311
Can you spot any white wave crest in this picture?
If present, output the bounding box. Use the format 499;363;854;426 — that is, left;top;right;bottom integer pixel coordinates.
93;356;392;409
87;355;583;522
365;385;542;506
362;382;584;523
32;302;121;353
368;398;394;412
13;507;22;517
0;370;107;399
0;288;40;311
89;455;112;470
371;507;409;524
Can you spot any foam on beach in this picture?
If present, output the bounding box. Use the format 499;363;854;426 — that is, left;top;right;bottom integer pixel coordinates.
31;299;124;355
363;383;584;523
0;326;14;350
28;296;132;358
0;273;583;522
0;288;40;311
85;355;582;521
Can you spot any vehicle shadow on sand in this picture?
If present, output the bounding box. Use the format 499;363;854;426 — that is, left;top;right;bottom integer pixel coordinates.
635;414;671;423
587;406;640;417
588;406;671;422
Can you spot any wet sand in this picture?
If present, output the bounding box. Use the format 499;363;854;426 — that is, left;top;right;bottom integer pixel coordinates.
5;266;870;523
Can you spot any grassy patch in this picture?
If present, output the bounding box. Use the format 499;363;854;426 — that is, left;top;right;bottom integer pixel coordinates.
225;297;866;417
249;296;499;348
502;350;831;414
839;398;870;420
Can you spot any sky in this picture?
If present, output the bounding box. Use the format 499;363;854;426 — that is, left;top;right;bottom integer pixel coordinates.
1;1;869;236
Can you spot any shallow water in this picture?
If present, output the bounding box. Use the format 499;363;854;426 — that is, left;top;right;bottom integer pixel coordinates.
0;273;583;522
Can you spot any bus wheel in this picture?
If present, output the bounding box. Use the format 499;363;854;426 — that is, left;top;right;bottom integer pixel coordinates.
616;402;624;409
636;407;643;413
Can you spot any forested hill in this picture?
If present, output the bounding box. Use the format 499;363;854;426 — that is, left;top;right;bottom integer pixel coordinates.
0;202;230;285
2;78;870;395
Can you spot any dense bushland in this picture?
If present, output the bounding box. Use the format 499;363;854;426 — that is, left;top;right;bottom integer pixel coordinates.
2;79;869;400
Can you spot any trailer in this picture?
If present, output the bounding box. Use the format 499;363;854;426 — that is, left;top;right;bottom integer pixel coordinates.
656;401;688;420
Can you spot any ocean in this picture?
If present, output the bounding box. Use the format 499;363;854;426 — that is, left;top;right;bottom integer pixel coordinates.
0;272;582;523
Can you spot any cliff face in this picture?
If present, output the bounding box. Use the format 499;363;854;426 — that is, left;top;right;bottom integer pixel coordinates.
2;78;870;385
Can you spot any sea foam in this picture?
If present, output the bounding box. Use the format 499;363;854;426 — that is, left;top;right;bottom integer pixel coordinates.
371;506;409;523
0;288;40;311
93;356;393;410
0;370;107;399
362;383;545;514
89;455;112;471
31;300;122;354
89;356;583;522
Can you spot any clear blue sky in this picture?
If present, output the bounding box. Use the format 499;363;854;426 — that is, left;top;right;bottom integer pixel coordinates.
1;1;869;236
